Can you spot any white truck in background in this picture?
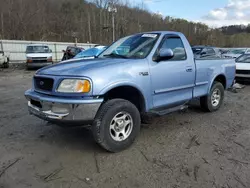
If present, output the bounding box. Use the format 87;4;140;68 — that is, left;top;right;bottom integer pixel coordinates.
26;44;53;69
0;51;10;68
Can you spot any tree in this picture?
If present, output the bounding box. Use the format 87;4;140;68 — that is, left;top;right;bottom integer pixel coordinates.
0;0;250;47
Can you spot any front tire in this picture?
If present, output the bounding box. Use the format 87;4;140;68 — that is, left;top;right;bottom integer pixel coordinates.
200;81;224;112
92;99;141;152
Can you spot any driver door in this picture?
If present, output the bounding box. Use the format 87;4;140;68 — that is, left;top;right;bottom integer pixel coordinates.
150;34;195;108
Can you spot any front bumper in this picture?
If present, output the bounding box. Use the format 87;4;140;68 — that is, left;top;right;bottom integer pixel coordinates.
25;89;103;125
235;74;250;82
26;62;53;68
236;74;250;78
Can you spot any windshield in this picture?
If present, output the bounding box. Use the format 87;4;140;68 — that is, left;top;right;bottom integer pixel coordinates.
26;46;50;53
74;47;105;59
236;54;250;63
192;48;203;54
229;49;245;54
98;33;160;59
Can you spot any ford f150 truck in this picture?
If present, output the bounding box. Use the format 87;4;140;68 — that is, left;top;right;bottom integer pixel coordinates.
25;31;235;152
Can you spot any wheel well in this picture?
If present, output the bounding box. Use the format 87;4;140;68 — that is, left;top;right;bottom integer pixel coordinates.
103;86;146;112
214;75;226;88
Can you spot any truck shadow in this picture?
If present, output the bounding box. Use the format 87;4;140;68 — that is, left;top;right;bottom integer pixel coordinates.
38;102;206;153
40;123;105;153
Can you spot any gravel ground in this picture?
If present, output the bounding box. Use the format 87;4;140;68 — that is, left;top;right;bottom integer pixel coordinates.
0;69;250;188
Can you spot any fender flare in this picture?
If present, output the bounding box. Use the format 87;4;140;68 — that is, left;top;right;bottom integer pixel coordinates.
208;74;226;92
99;81;148;110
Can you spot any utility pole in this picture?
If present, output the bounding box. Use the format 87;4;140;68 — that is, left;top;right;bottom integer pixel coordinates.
108;3;117;42
112;12;115;42
87;11;92;43
1;13;4;39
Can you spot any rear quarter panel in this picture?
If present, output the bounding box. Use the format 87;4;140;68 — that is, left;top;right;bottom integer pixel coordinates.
194;58;235;97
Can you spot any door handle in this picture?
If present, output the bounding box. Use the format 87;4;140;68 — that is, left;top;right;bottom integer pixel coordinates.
186;68;193;72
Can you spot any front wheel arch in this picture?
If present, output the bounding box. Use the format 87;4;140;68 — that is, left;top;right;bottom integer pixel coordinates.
100;84;147;113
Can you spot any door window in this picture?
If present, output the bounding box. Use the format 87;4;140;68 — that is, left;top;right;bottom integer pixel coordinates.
206;48;216;55
160;37;187;60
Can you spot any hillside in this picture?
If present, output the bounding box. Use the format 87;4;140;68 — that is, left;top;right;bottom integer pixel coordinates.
0;0;250;47
220;25;250;35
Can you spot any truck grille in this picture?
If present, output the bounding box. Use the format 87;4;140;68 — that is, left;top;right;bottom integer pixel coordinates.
34;77;54;92
32;57;48;63
236;70;250;74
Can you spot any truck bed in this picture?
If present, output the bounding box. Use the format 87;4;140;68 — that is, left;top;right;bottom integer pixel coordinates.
193;58;235;98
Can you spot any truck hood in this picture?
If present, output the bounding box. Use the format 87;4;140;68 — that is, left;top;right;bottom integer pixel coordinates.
26;53;52;58
236;62;250;70
36;58;129;76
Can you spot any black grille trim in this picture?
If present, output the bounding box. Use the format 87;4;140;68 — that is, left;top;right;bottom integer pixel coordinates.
34;77;54;92
32;60;48;63
236;70;250;74
32;57;47;60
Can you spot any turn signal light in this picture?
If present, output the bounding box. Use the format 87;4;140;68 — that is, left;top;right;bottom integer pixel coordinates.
76;80;91;93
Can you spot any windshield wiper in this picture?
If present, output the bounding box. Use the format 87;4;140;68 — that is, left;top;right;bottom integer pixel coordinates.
103;53;128;59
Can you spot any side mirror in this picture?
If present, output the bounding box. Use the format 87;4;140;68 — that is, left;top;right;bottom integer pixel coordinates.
62;50;65;53
49;49;52;53
200;52;206;56
154;48;174;62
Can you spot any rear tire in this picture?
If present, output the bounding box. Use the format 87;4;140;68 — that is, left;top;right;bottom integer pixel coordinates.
92;99;141;152
200;81;224;112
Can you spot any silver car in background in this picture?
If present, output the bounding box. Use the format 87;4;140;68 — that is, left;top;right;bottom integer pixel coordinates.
192;46;222;59
223;48;250;59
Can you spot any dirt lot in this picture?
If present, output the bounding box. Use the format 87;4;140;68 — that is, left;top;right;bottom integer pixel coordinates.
0;68;250;188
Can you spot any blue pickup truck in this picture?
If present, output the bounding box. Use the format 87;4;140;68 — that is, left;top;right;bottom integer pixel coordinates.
25;31;235;152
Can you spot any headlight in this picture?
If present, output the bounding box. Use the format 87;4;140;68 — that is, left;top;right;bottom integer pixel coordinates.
57;79;91;93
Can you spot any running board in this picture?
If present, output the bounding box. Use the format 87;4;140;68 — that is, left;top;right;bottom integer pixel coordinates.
150;105;188;116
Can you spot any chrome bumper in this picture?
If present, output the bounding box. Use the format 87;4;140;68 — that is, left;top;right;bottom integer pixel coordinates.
235;74;250;78
25;89;103;125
